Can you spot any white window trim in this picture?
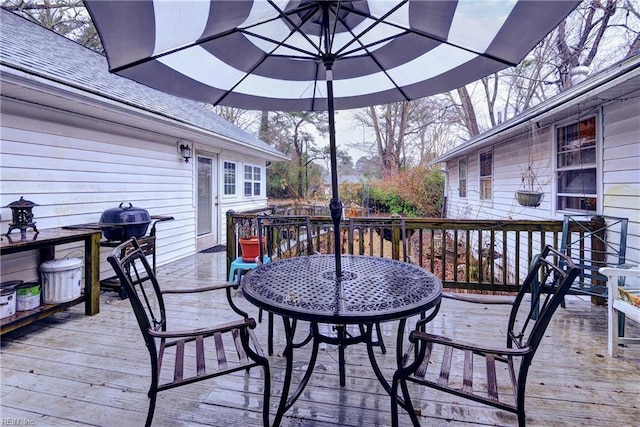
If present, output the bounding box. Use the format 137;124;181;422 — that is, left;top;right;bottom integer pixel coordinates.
243;163;263;198
479;149;493;202
552;112;602;215
458;156;467;198
222;160;237;198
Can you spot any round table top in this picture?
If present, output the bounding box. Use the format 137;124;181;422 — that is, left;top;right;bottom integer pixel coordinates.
241;254;442;324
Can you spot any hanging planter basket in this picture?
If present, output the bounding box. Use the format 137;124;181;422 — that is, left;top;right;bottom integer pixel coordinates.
516;190;544;207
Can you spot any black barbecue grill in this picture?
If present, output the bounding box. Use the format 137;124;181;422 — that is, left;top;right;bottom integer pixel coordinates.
64;213;174;298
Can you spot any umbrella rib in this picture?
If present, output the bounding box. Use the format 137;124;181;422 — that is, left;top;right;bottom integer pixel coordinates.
215;3;325;106
109;27;240;74
329;0;409;58
109;2;324;74
266;0;324;57
239;28;320;60
334;1;518;68
332;6;411;102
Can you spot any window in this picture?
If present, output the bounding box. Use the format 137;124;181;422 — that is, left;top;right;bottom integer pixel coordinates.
555;116;597;212
223;161;236;196
244;165;262;197
479;150;492;200
458;157;467;198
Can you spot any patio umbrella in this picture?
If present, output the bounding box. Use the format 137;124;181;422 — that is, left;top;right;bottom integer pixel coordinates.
85;0;579;276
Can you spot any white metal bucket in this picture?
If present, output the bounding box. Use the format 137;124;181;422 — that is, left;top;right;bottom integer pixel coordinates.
1;287;16;319
40;257;83;304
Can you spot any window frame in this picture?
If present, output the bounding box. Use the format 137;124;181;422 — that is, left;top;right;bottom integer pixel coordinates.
553;114;599;214
478;149;493;201
458;156;467;198
243;164;262;197
223;161;237;197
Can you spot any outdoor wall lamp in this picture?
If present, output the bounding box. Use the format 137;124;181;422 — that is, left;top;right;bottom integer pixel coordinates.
177;141;192;163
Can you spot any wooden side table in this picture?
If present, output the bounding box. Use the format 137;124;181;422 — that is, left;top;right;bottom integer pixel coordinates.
1;228;100;334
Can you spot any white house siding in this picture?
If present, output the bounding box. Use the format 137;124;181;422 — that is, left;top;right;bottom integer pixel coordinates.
443;101;639;281
1;108;192;281
447;127;556;222
0;104;273;283
601;96;640;265
444;126;553;281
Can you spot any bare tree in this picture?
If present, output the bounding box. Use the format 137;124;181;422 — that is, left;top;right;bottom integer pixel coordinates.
555;0;619;88
621;0;640;58
2;0;102;52
269;112;328;197
353;102;417;176
209;105;261;133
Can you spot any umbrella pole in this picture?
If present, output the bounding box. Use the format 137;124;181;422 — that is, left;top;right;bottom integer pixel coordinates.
325;59;342;278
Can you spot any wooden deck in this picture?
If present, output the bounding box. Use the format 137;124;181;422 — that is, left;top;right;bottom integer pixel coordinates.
1;252;639;426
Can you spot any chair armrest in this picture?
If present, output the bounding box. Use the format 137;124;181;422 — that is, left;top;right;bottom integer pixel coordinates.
409;330;531;356
599;265;640;278
148;318;257;339
161;283;238;295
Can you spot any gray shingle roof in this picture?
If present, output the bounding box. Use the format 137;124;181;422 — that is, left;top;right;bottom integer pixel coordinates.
0;9;283;157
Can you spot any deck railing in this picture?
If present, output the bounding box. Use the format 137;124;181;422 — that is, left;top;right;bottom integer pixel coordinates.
226;208;605;294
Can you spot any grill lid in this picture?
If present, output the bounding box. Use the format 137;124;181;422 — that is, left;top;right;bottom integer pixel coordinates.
99;202;150;226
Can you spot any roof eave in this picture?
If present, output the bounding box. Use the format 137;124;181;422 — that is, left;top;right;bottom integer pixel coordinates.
430;54;640;165
1;63;289;162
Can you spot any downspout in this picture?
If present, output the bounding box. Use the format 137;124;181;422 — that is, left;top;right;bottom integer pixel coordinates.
429;164;449;218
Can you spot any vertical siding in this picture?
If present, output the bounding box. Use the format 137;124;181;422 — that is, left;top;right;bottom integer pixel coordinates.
602;96;640;265
447;126;555;222
444;95;640;278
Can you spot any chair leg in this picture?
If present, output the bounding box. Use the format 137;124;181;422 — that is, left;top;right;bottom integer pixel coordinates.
268;311;274;356
260;362;271;427
390;373;400;427
145;389;157;427
375;322;386;354
391;373;420;427
618;311;626;337
359;323;386;354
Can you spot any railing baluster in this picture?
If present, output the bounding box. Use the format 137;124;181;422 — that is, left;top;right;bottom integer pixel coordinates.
226;212;570;294
502;230;508;285
515;231;521;284
453;229;459;283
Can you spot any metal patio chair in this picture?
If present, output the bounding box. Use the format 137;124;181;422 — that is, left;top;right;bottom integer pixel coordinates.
557;215;633;336
391;245;579;427
559;214;629;299
107;238;271;427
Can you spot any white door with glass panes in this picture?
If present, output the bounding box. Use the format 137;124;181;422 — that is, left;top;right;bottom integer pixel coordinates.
197;156;219;251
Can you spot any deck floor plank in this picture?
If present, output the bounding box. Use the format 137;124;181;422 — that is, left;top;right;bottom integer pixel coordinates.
2;252;639;426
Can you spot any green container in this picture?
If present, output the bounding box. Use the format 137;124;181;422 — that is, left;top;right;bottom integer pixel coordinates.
15;281;40;311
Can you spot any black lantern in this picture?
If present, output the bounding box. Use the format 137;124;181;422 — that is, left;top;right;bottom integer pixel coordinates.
4;196;39;239
177;141;192;163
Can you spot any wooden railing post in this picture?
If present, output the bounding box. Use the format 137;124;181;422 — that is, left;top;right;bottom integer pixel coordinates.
226;210;236;274
391;214;400;260
591;215;607;305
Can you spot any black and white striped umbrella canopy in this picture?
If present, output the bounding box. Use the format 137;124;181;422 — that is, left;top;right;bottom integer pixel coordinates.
85;0;578;273
86;0;578;112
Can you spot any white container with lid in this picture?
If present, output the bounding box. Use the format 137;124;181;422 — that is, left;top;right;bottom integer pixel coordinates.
40;257;83;304
1;287;16;318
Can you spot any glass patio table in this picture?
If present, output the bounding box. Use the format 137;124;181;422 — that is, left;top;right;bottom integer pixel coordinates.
241;254;442;426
